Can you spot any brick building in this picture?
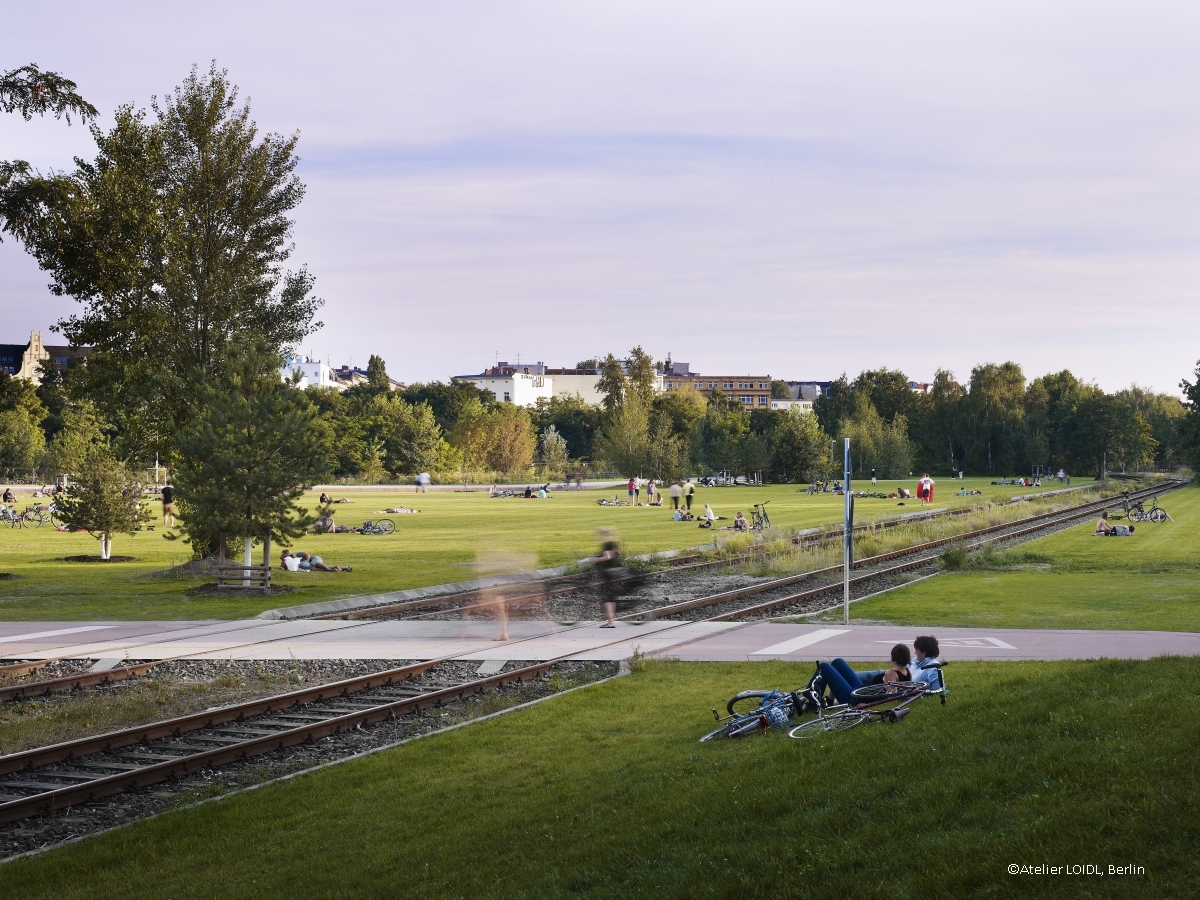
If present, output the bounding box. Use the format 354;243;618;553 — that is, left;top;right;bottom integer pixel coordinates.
661;361;774;408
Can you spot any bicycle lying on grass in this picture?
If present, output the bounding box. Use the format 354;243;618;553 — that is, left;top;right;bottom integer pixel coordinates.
596;496;627;507
359;519;396;535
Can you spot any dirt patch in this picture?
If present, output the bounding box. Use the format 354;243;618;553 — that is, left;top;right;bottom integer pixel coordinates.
184;583;297;597
0;573;19;580
62;555;137;563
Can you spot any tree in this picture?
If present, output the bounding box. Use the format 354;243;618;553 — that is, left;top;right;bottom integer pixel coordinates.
0;372;47;476
531;395;603;461
539;425;570;479
1179;361;1200;473
697;390;750;474
650;386;706;451
597;398;650;476
852;368;915;424
596;355;628;412
42;401;109;477
770;409;829;483
963;362;1027;473
2;65;321;463
1;64;97;123
486;405;537;474
372;395;444;475
813;374;855;436
173;346;330;564
401;380;496;434
55;450;148;559
624;346;657;406
770;380;792;400
366;355;391;392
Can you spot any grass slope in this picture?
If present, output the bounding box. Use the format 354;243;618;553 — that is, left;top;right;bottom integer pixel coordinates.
850;484;1200;632
0;478;1078;621
5;658;1196;899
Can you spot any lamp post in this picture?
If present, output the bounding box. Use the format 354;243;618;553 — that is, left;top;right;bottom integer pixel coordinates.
843;438;851;625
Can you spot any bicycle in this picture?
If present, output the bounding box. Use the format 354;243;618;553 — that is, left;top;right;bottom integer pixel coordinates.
0;506;20;529
596;496;627;507
1126;497;1170;524
751;501;771;532
16;506;47;529
788;663;948;739
359;519;396;535
700;687;813;741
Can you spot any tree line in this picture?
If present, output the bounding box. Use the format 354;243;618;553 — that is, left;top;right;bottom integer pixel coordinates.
2;63;1198;561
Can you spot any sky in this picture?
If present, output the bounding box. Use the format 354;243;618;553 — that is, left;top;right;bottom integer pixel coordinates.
2;2;1198;395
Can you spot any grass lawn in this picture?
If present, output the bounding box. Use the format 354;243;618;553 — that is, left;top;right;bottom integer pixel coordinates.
0;478;1083;622
848;484;1200;632
4;658;1195;899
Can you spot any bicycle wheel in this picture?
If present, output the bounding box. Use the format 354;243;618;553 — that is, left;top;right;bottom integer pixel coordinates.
726;690;774;717
1149;508;1166;523
788;712;871;739
378;518;396;534
849;682;925;702
700;714;762;742
1127;507;1144;523
21;513;42;529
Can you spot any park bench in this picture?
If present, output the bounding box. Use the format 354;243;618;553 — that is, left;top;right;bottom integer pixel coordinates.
216;564;272;589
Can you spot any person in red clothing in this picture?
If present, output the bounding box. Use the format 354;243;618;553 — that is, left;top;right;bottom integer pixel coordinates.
627;476;636;505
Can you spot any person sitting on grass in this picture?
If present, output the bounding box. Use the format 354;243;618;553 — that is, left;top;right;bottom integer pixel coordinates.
1095;511;1115;535
673;507;694;521
733;511;748;532
910;635;943;687
320;492;331;505
280;550;352;572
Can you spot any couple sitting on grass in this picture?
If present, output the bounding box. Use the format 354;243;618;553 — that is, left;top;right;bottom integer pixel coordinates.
1095;512;1134;537
808;635;942;709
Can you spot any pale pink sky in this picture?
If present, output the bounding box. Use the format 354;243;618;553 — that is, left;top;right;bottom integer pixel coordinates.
2;2;1197;393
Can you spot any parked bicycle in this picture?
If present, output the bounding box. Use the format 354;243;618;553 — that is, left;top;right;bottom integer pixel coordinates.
751;501;771;532
596;496;627;507
359;519;396;535
1125;496;1171;524
0;506;20;529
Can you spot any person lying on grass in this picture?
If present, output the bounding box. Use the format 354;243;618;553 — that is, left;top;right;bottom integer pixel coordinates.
280;550;352;572
812;644;913;707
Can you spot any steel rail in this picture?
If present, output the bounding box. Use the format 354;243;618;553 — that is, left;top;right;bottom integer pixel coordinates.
0;659;553;825
0;660;168;703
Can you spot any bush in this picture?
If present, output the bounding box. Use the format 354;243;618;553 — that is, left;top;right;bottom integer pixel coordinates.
940;546;968;570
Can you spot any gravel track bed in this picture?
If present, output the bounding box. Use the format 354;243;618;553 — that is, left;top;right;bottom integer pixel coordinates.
0;659;617;860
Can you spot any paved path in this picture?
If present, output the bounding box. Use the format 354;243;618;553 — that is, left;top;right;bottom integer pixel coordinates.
0;619;1196;664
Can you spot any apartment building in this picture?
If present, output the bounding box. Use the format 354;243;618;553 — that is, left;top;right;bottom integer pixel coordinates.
661;361;774;408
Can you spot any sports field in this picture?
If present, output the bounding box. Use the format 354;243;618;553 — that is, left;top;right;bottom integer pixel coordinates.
4;657;1194;899
849;483;1200;632
0;478;1082;621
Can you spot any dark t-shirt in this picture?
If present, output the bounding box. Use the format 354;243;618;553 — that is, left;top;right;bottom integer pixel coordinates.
596;541;620;572
161;486;174;504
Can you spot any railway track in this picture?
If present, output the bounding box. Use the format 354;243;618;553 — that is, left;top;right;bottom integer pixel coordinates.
621;479;1184;623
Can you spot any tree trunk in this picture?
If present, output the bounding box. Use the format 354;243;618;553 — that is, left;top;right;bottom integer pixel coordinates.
262;533;272;587
242;536;253;588
100;533;111;560
218;532;227;565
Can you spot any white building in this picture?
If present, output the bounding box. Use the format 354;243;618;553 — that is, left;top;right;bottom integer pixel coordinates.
459;370;555;406
770;399;815;413
281;358;343;390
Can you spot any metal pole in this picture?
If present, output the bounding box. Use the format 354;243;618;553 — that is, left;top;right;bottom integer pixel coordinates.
843;438;851;625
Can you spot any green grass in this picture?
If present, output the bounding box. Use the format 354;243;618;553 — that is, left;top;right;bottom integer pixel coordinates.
0;478;1081;621
849;484;1200;632
4;658;1195;898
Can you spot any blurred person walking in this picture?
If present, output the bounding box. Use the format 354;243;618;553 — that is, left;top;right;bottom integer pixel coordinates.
669;481;682;510
593;527;621;627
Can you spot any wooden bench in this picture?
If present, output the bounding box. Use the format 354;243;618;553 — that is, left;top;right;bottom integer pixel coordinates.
216;564;271;588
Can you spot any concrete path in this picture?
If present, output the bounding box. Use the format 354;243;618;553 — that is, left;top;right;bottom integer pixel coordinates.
0;619;1196;664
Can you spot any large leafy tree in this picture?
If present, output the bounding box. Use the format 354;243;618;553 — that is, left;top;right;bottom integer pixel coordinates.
1179;361;1200;474
1;64;321;465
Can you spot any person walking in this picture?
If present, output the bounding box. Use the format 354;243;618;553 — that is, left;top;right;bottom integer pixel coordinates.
669;480;682;510
685;479;696;511
593;528;621;627
870;467;877;487
161;480;176;528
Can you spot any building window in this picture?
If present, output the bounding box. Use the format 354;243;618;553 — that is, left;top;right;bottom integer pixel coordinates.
503;392;510;402
741;395;752;404
758;395;767;405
